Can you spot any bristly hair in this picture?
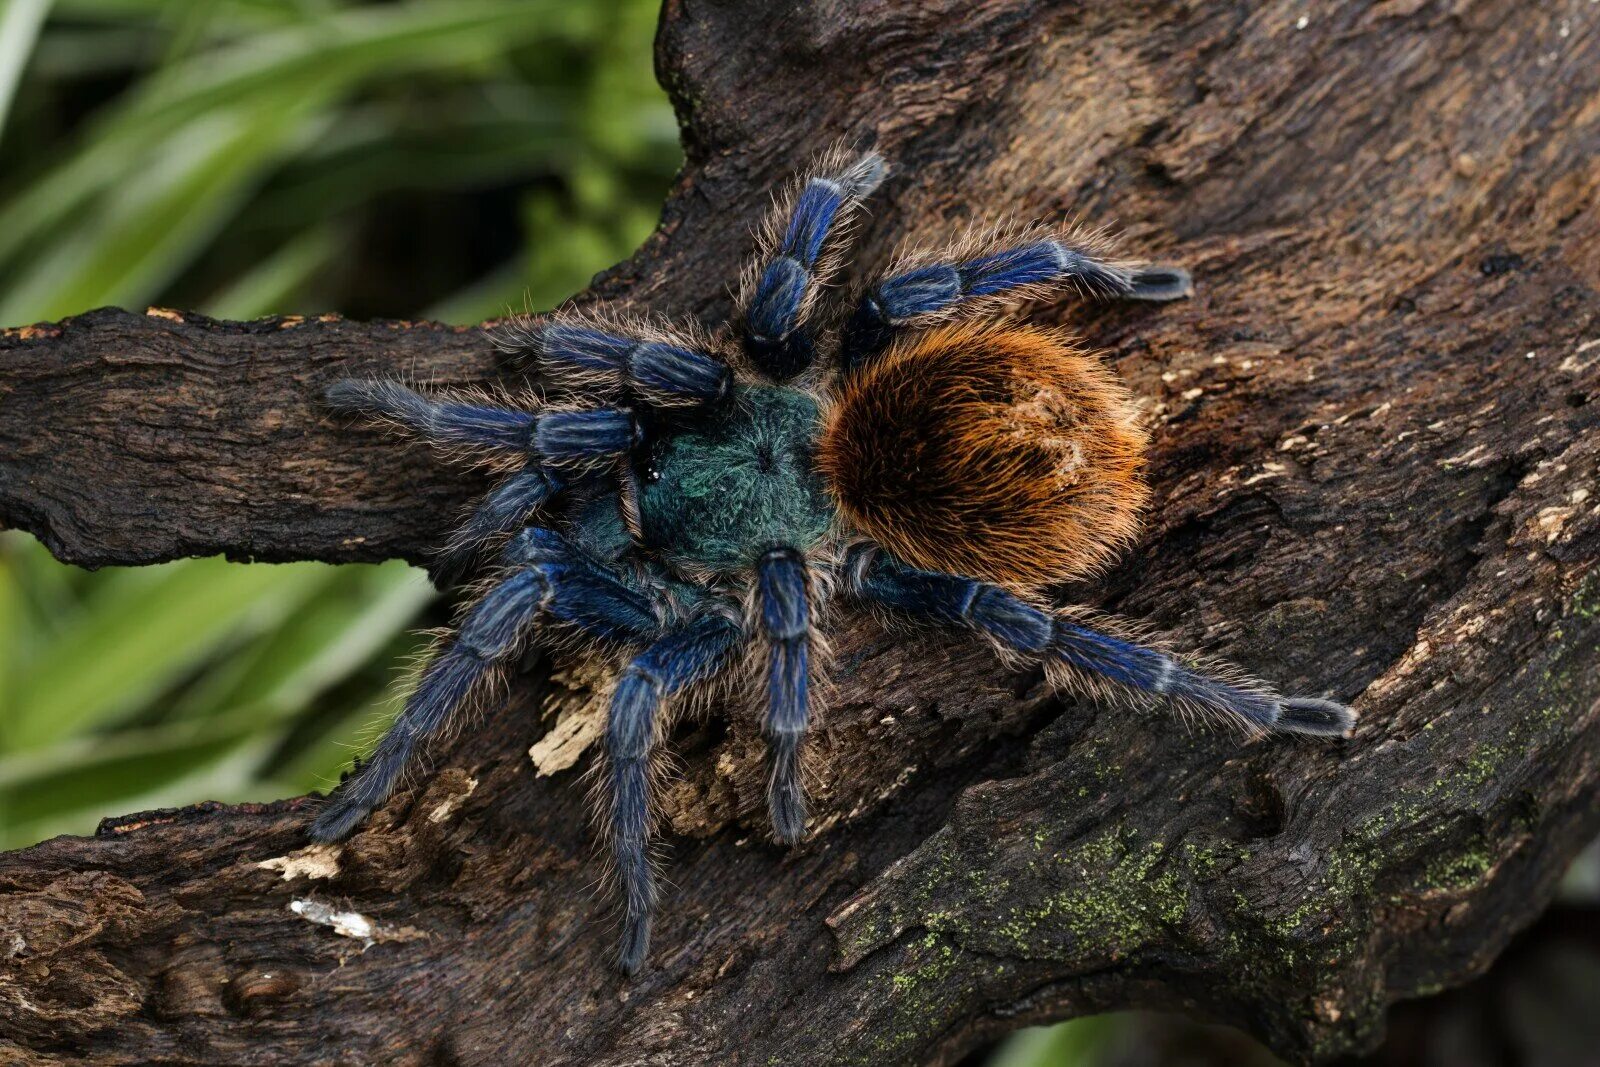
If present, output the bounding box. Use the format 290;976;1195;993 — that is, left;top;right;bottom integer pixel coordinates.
734;143;888;344
489;306;736;409
738;549;835;843
1032;605;1282;738
315;144;1353;979
865;218;1140;324
326;378;553;476
580;600;745;910
819;321;1149;587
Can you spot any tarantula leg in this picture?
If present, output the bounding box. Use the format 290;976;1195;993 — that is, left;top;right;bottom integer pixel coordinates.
508;320;731;409
433;460;560;587
310;530;662;844
326;379;639;470
1127;264;1195;302
740;149;887;381
327;379;535;450
607;612;743;975
846;547;1356;738
756;548;812;843
498;527;665;638
838;231;1192;370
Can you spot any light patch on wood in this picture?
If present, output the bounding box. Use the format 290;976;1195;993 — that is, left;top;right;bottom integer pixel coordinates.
145;307;183;322
1241;462;1286;486
1536;505;1574;540
814;762;920;836
288;898;424;947
1370;638;1433;697
529;652;614;776
1440;443;1489;468
428;775;478;823
529;706;604;776
258;843;341;881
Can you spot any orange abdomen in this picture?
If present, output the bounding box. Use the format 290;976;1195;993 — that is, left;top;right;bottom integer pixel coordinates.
819;322;1148;587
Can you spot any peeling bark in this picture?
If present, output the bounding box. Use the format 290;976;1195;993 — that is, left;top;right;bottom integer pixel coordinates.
2;1;1599;1064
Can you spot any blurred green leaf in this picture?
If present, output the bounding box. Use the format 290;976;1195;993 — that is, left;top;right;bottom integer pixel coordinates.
0;550;22;722
988;1017;1125;1067
0;0;53;145
6;558;335;749
172;560;432;720
3;735;280;849
0;1;592;284
1;91;336;322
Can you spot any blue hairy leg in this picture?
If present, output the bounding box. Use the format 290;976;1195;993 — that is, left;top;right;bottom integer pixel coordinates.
839;236;1193;369
756;548;811;842
497;527;663;638
518;321;731;408
311;529;664;843
433;460;560;586
848;548;1355;737
607;612;743;974
742;150;886;380
326;379;639;468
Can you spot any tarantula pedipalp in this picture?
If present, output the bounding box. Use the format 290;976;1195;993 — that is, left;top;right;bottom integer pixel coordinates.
314;147;1356;975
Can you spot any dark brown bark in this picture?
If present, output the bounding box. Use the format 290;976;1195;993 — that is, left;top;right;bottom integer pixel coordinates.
2;1;1599;1064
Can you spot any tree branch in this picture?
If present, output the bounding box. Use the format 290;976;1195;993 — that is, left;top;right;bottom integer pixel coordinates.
2;1;1599;1064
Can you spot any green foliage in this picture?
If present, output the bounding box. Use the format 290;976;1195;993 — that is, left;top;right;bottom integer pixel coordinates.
0;0;677;849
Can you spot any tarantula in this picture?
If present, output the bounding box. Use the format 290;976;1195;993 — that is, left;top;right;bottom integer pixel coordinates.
314;147;1356;974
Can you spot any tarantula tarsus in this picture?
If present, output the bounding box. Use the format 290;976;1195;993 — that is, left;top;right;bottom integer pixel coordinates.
313;147;1356;974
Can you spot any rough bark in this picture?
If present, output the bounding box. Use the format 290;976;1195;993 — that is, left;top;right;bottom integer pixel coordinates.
2;1;1598;1064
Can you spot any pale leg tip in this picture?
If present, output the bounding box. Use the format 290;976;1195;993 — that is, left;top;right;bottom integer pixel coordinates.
1128;264;1194;302
1278;697;1358;738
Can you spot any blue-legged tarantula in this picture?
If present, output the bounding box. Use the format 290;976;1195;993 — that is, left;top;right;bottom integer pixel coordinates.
315;147;1355;974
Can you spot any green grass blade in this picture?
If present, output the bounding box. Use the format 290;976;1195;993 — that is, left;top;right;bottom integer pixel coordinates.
0;91;334;323
173;560;432;719
0;545;24;724
2;734;278;848
0;0;53;146
5;558;337;750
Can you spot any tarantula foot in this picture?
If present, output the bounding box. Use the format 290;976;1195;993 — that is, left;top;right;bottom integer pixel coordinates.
769;787;808;845
1127;264;1193;301
308;796;373;843
1277;697;1358;738
618;913;651;976
766;733;808;843
324;378;404;414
